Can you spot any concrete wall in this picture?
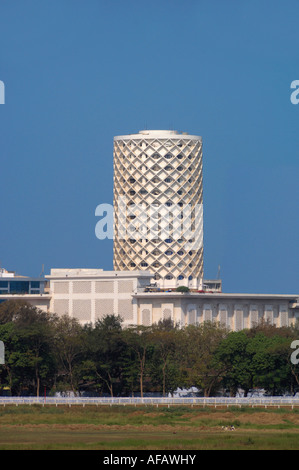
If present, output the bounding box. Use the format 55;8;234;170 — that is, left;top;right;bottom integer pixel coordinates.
135;294;299;331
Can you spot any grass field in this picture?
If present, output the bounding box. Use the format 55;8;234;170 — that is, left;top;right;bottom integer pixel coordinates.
0;404;299;450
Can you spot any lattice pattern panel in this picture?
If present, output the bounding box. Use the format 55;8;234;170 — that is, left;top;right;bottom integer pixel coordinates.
118;280;134;294
280;307;288;327
141;308;151;326
73;300;91;321
73;281;92;294
212;307;218;323
235;308;244;331
118;299;134;321
53;282;69;294
95;299;114;320
187;304;196;325
53;299;69;315
95;281;114;294
219;305;228;327
203;305;212;322
163;308;172;320
113;131;203;284
249;306;258;326
265;306;273;325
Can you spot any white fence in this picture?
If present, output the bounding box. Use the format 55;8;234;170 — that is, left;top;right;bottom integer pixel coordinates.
1;396;299;408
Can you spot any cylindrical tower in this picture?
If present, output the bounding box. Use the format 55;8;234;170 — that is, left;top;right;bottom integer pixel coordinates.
113;130;203;289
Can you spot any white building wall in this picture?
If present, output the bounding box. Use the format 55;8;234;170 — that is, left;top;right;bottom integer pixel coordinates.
48;269;152;326
135;294;299;331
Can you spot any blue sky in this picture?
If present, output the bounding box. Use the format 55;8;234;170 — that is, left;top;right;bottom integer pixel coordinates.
0;0;298;294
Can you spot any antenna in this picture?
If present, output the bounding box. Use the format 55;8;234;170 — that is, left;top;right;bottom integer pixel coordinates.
39;264;44;278
217;265;221;279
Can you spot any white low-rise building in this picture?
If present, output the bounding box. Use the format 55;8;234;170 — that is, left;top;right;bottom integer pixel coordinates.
134;291;299;330
46;268;299;330
1;267;298;331
46;268;153;326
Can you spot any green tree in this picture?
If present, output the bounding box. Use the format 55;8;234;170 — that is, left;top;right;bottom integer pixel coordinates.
176;286;190;293
215;330;254;396
248;333;292;395
122;325;153;397
179;322;228;397
52;315;84;394
81;315;126;397
149;319;181;396
0;301;57;396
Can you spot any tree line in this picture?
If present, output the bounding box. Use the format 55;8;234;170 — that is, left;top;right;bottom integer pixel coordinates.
0;299;299;397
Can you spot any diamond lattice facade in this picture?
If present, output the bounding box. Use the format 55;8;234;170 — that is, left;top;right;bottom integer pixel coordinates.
113;130;203;288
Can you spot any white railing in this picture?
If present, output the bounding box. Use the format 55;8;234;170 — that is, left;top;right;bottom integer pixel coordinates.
0;396;299;407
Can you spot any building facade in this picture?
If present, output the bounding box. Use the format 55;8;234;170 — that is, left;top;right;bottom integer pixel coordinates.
134;291;299;330
46;268;153;326
43;272;299;331
113;130;203;289
0;267;298;331
0;268;50;311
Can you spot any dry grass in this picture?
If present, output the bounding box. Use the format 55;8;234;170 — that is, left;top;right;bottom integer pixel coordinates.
0;405;299;449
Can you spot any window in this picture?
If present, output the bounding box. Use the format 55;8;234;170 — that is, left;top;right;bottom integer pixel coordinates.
30;281;40;289
9;281;29;294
